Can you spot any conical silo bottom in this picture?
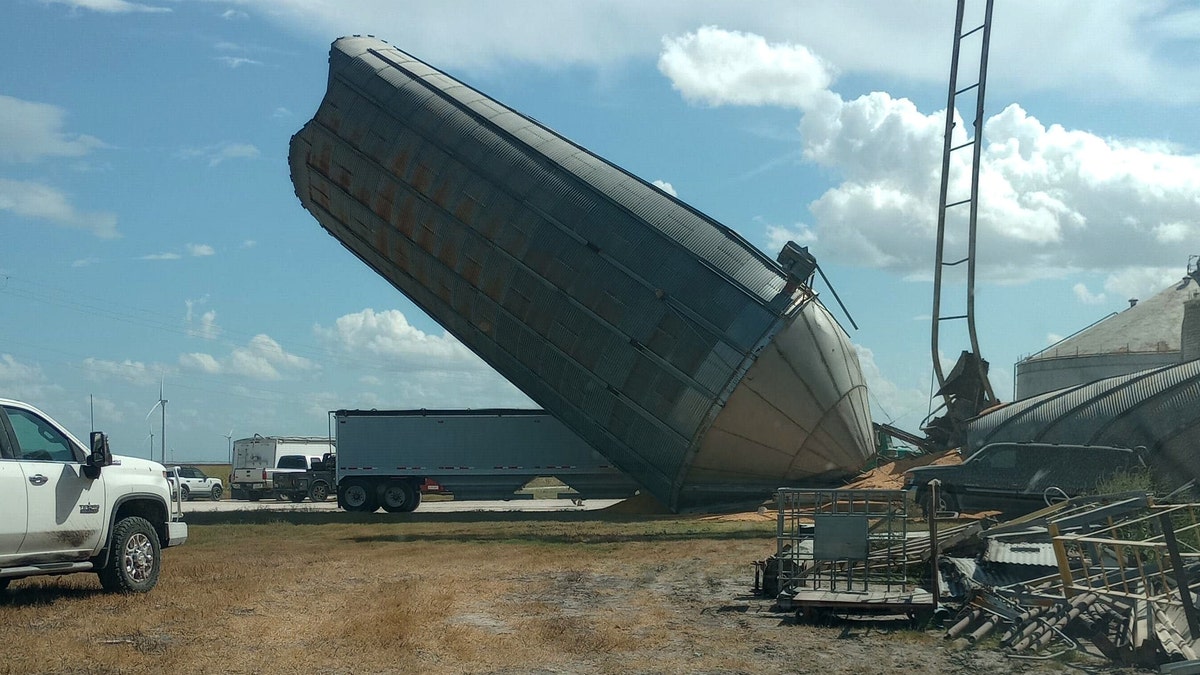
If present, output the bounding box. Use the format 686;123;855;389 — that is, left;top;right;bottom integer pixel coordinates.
675;299;874;508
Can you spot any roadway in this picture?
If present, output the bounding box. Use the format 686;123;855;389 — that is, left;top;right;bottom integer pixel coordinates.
179;497;623;514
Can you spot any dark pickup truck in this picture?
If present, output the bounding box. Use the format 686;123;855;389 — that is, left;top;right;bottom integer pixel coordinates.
271;453;336;502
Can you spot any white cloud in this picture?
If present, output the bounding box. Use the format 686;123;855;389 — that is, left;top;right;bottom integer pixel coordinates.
220;9;247;20
314;308;484;369
187;243;215;257
651;179;677;197
185;299;220;340
0;354;59;402
222;2;1200;104
659;27;835;109
177;142;261;167
1073;283;1106;305
216;56;263;69
180;334;316;381
82;357;163;386
71;257;99;268
764;222;816;255
240;239;257;249
141;252;182;261
0;178;119;238
853;344;929;431
0;95;106;163
271;108;291;119
41;0;170;13
658;27;1200;290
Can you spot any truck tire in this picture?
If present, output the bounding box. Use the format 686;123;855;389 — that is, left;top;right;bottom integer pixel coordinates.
342;481;377;513
289;493;306;503
179;485;191;501
248;491;261;502
211;484;223;500
97;516;161;594
0;578;9;592
381;481;417;513
309;482;330;502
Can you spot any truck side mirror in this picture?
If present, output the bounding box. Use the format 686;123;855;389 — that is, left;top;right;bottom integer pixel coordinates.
88;431;113;469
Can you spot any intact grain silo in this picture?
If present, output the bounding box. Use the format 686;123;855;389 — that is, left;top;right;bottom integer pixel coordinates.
288;36;874;510
1015;273;1200;400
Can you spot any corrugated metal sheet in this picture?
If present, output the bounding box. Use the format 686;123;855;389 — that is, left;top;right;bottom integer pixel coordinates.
968;360;1200;476
289;36;874;510
983;538;1058;566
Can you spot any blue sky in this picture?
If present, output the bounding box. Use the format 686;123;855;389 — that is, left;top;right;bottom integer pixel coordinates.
2;0;1198;463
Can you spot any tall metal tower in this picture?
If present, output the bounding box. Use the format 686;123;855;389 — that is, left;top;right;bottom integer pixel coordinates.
927;0;999;448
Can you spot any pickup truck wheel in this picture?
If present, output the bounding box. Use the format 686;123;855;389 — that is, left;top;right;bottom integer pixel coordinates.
179;485;191;501
211;484;223;501
919;489;958;519
0;578;9;592
342;481;377;512
381;481;417;513
309;482;330;502
248;491;261;502
97;516;161;594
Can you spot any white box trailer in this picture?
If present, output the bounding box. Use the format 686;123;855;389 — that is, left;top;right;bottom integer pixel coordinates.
334;409;640;512
230;435;335;501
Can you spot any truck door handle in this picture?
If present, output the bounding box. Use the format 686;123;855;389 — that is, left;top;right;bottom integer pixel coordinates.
28;474;48;486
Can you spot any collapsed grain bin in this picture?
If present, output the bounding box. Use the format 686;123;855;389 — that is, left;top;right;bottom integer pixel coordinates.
968;359;1200;479
288;36;874;510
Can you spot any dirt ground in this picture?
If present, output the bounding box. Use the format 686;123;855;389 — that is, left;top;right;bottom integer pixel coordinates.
0;509;1145;674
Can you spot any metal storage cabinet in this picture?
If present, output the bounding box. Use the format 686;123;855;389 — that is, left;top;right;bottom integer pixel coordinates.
290;36;874;510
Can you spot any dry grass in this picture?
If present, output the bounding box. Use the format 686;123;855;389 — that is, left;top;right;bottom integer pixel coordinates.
0;510;1101;674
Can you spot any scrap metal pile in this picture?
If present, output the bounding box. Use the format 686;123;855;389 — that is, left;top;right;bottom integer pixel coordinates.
757;488;1200;668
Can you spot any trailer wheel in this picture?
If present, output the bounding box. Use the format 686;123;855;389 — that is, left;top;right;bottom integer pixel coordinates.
381;481;417;513
309;482;330;502
342;481;377;512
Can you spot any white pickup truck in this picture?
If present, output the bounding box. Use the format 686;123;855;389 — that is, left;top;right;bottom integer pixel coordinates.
0;398;187;593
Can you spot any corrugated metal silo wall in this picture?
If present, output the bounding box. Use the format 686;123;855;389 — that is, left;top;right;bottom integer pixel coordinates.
967;360;1200;479
290;37;872;510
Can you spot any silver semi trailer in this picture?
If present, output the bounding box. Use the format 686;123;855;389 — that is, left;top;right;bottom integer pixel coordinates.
334;409;640;512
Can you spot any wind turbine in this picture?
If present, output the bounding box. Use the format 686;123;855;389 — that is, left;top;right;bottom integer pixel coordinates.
224;428;234;467
146;379;167;465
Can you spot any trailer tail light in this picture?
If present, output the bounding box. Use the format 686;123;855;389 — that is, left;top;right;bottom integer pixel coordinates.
261;469;268;480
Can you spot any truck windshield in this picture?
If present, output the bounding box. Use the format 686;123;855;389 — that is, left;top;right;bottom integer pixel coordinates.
276;455;309;469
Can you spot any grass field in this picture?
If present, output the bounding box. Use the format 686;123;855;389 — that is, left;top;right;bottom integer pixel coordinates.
0;509;1102;674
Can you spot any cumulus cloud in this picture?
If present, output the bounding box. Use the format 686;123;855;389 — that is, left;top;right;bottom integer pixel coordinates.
176;142;260;167
187;243;215;257
659;27;835;109
0;354;59;402
180;334;316;381
314;308;485;369
651;179;677;197
82;357;163;386
659;27;1200;301
185;298;220;340
0;95;106;163
0;178;119;238
41;0;170;12
221;2;1200;104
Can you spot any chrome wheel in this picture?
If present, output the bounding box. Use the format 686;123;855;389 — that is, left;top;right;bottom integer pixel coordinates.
122;532;156;583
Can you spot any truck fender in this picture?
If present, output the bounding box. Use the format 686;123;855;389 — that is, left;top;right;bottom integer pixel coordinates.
91;492;171;569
